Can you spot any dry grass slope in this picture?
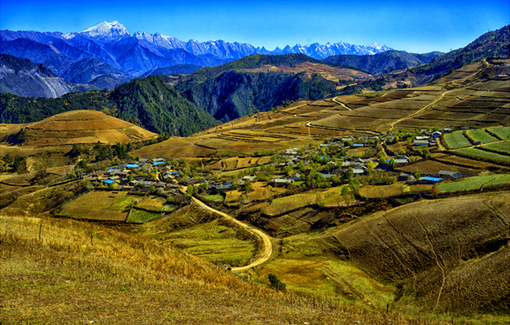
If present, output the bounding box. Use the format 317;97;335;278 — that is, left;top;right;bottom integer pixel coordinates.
331;191;510;315
0;214;438;325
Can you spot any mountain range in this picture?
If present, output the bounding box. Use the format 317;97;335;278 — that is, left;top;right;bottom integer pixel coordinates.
0;21;391;83
1;25;508;129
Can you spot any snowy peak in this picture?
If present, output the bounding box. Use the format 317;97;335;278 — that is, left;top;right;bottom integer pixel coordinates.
133;31;186;49
80;21;130;38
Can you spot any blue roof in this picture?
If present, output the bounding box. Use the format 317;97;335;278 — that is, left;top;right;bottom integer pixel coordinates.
126;164;139;168
104;179;115;184
153;161;165;166
353;143;364;147
422;176;442;182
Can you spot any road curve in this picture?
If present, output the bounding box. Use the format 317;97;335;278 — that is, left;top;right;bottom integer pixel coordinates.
332;96;352;111
191;197;273;272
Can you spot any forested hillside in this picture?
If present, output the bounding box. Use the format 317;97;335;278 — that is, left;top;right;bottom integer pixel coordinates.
176;70;343;121
172;53;366;121
411;25;510;76
321;50;443;74
0;76;218;136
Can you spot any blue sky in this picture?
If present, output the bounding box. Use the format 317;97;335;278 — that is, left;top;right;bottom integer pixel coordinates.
1;0;509;53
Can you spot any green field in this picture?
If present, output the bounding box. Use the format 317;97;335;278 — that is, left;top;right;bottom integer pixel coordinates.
153;218;254;266
456;148;510;164
444;131;472;149
465;129;499;144
262;192;319;216
436;174;510;192
487;126;510;140
62;191;129;221
126;209;162;223
204;194;224;202
482;141;510;154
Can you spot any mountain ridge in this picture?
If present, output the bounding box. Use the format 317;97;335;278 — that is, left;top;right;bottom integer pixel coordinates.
0;20;392;80
0;54;79;98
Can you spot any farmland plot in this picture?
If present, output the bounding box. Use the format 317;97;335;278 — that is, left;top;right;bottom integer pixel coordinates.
443;131;472;149
457;148;510;164
482;141;510;155
436;174;510;193
488;126;510;140
465;129;499;144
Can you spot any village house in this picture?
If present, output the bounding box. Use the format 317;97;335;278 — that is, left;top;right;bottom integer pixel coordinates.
432;131;442;138
393;157;409;165
413;139;429;146
242;175;257;182
215;182;233;192
289;173;302;181
438;170;464;180
270;178;294;186
418;176;442;184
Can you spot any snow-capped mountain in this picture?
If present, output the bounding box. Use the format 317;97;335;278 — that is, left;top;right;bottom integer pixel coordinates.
132;29;391;59
62;21;130;41
0;20;393;97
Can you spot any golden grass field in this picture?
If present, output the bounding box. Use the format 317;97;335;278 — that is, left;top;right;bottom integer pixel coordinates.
22;110;157;146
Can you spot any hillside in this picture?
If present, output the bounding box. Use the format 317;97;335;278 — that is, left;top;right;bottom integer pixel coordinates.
173;54;372;121
134;58;509;159
410;25;510;78
1;57;509;325
172;25;509;122
4;110;157;146
322;50;443;74
329;191;510;313
0;214;434;325
0;76;218;136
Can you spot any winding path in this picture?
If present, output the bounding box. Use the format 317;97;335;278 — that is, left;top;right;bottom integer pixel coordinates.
388;90;449;131
191;197;273;272
332;96;352;111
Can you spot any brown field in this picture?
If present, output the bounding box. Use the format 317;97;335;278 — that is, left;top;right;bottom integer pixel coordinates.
396;159;478;175
432;153;510;171
359;183;413;199
343;107;417;119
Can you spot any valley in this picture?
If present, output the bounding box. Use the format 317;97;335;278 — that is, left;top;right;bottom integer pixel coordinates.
1;25;510;325
0;53;510;322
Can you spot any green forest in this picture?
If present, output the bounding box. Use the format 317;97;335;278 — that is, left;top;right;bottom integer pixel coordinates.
176;70;348;121
0;76;218;137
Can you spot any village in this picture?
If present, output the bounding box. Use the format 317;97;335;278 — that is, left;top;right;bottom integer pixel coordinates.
82;127;464;205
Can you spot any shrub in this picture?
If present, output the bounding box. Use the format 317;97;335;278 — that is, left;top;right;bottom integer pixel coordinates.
268;274;286;291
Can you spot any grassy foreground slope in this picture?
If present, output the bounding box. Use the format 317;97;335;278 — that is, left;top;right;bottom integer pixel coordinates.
0;215;436;325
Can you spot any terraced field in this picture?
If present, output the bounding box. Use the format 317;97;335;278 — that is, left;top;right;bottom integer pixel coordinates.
482;141;510;154
488;126;510;140
436;174;510;193
456;148;510;164
465;129;499;144
443;131;472;149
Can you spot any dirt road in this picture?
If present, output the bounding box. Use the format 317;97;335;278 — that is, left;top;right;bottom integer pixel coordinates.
191;197;273;272
332;97;352;111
